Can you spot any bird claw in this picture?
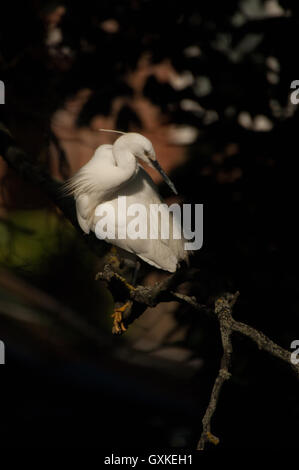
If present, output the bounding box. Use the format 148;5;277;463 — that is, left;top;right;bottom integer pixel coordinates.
111;301;131;334
206;431;219;446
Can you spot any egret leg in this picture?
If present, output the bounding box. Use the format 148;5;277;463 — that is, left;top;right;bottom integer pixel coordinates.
111;272;136;292
111;301;132;334
132;261;141;286
107;245;120;269
105;248;136;291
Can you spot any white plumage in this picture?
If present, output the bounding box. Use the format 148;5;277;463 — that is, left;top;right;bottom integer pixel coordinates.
64;132;188;272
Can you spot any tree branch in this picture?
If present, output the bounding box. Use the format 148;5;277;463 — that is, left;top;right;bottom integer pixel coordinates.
197;292;237;450
96;265;299;450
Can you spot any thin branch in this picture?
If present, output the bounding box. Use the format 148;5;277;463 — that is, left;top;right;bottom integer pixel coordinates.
231;319;294;368
95;264;211;328
97;264;294;358
197;292;237;450
97;265;299;375
96;265;299;450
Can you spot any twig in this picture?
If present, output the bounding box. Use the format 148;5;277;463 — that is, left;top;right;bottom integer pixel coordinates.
197;292;237;450
196;291;299;450
95;264;211;329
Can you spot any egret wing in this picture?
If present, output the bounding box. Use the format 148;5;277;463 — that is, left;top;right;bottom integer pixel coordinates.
76;193;92;234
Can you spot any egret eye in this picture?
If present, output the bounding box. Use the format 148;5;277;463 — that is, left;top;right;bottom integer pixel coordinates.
144;149;150;157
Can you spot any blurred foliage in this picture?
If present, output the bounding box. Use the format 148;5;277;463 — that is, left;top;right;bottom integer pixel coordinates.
0;210;63;271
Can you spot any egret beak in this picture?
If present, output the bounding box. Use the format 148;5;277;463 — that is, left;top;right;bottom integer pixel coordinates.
150;160;178;195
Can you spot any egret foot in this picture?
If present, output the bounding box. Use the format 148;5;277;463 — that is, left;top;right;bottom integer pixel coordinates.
206;432;219;446
111;301;132;334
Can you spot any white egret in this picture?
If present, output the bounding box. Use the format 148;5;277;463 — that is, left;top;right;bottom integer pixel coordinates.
64;130;188;273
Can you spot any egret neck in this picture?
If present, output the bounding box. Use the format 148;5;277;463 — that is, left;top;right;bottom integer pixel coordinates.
112;139;138;183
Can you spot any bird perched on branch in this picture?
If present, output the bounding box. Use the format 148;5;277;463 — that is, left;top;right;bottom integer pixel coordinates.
64;130;188;273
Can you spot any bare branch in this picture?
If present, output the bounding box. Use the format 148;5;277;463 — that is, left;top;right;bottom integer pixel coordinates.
96;266;299;450
196;292;299;450
197;292;237;450
231;320;295;371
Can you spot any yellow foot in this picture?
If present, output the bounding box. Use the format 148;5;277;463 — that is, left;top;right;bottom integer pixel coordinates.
111;301;131;334
206;431;219;446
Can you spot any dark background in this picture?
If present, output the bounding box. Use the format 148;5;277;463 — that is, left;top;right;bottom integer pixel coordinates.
0;0;299;450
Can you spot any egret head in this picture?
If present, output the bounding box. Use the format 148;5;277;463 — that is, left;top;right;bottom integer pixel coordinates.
116;132;178;195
